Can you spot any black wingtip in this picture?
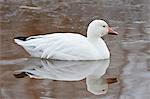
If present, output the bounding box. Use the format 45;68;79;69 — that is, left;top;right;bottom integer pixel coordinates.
14;37;28;41
13;72;28;78
13;72;34;78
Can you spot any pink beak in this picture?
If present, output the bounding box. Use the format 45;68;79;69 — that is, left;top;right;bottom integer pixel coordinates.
108;27;119;35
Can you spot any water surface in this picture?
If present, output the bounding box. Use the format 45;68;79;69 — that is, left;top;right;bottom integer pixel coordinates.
0;0;150;99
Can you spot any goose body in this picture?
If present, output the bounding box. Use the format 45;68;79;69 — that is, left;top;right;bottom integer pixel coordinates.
14;20;118;60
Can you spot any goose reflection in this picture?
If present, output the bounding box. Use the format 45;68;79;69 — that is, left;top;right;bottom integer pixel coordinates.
15;58;110;95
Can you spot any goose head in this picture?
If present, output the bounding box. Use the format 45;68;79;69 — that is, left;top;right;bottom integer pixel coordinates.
87;19;118;38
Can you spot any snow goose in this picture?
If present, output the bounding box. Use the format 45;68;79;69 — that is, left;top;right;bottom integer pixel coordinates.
14;19;118;60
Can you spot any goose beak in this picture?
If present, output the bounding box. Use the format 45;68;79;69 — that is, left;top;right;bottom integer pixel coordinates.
108;27;119;35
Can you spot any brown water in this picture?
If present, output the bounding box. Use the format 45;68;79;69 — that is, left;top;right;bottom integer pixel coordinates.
0;0;150;99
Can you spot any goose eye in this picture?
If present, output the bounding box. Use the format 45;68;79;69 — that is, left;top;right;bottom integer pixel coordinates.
103;25;106;27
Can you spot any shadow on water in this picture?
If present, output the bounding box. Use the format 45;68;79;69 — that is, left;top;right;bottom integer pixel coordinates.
0;58;118;98
13;58;117;96
0;0;150;98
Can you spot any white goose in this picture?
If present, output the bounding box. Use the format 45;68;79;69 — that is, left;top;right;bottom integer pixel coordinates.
14;19;118;60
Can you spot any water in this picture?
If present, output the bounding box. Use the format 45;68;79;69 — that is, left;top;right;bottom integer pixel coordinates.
0;0;150;99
